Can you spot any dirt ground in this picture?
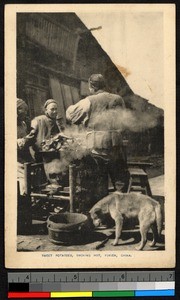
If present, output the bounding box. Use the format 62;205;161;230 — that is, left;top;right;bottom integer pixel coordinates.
17;155;165;252
17;175;165;252
17;225;165;252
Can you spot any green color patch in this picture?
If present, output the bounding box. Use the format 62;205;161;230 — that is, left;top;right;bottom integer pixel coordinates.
93;291;135;297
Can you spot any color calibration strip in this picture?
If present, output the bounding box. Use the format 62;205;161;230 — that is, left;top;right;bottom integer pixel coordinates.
8;290;175;298
8;271;175;297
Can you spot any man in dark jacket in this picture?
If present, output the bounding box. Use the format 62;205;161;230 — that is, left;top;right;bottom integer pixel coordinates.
66;74;129;192
29;99;64;161
17;98;33;195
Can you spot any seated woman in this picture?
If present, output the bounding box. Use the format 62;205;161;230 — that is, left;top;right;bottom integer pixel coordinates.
30;99;64;161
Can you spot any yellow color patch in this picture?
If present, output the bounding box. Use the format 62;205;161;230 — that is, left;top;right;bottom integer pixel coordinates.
51;291;92;298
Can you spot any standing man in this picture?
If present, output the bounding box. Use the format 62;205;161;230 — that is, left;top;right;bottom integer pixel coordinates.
66;74;129;192
17;98;32;195
30;99;64;161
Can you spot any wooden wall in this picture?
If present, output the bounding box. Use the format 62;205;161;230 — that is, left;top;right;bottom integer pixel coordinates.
17;13;164;158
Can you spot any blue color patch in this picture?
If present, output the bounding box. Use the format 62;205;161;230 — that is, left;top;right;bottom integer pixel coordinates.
135;289;175;297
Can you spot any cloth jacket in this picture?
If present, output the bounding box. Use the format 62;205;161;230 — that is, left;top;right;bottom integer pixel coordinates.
31;115;60;152
17;121;32;163
86;91;125;150
66;90;125;150
17;120;32;195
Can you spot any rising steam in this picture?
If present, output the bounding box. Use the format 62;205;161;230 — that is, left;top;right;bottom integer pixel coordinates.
43;107;161;177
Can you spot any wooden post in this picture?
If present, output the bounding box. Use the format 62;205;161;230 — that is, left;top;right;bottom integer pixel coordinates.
24;163;32;224
19;162;32;233
122;139;129;164
72;35;80;70
69;164;76;213
24;162;32;195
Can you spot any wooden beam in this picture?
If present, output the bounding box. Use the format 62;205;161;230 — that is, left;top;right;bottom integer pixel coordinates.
69;164;76;213
31;193;70;201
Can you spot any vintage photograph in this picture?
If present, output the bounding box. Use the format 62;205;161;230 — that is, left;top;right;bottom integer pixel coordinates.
5;4;175;268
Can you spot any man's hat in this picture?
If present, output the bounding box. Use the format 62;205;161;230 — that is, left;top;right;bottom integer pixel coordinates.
17;98;28;110
89;74;105;90
44;99;57;109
